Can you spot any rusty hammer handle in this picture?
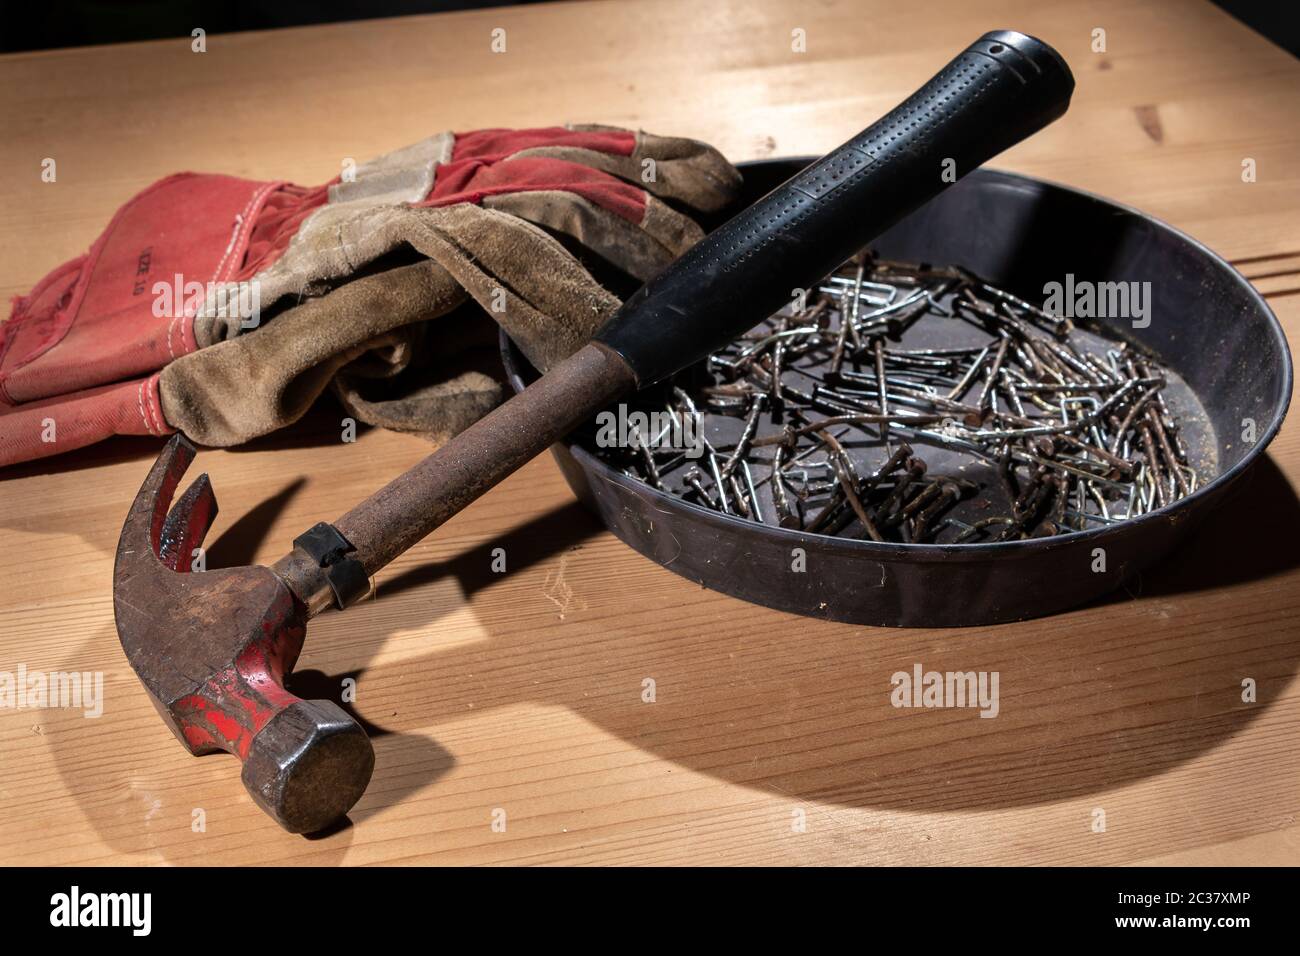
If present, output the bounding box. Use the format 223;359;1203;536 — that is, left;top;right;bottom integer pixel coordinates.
336;343;634;577
277;31;1073;614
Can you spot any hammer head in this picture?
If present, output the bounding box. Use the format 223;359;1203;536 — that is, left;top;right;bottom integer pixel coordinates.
114;435;374;833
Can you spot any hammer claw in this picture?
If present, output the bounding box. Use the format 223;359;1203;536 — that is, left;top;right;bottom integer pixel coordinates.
118;433;199;570
158;473;218;572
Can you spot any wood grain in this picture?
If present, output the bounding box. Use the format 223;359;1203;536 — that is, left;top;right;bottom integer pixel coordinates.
1;0;1297;866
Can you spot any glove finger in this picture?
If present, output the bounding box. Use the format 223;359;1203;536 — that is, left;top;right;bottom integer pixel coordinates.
332;363;503;444
160;260;466;446
440;126;740;214
451;127;638;164
403;204;621;373
482;189;701;282
427;155;708;280
519;125;742;213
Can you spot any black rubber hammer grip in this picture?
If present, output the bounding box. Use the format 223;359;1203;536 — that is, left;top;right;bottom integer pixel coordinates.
595;30;1075;386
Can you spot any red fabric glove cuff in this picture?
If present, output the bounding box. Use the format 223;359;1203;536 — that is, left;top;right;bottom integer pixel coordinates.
0;173;325;406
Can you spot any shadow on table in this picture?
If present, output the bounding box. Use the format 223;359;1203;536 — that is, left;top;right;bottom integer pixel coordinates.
1092;456;1300;601
50;453;1300;860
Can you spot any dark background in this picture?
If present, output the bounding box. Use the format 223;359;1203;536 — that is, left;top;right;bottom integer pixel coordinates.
0;0;1297;57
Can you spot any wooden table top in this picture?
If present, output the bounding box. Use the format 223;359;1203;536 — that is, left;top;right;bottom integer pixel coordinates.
2;0;1297;866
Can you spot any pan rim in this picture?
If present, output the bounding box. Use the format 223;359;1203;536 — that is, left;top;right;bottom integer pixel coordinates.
506;162;1294;561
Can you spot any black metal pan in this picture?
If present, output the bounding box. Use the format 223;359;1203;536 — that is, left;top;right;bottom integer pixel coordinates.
502;160;1293;626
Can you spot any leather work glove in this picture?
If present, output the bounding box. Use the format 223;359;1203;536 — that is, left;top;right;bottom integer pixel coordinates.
0;126;741;465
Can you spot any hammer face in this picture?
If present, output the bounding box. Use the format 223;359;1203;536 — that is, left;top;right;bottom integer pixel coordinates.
241;700;375;834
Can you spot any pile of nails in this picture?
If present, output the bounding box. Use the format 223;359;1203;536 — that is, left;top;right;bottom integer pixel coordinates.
612;254;1199;544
